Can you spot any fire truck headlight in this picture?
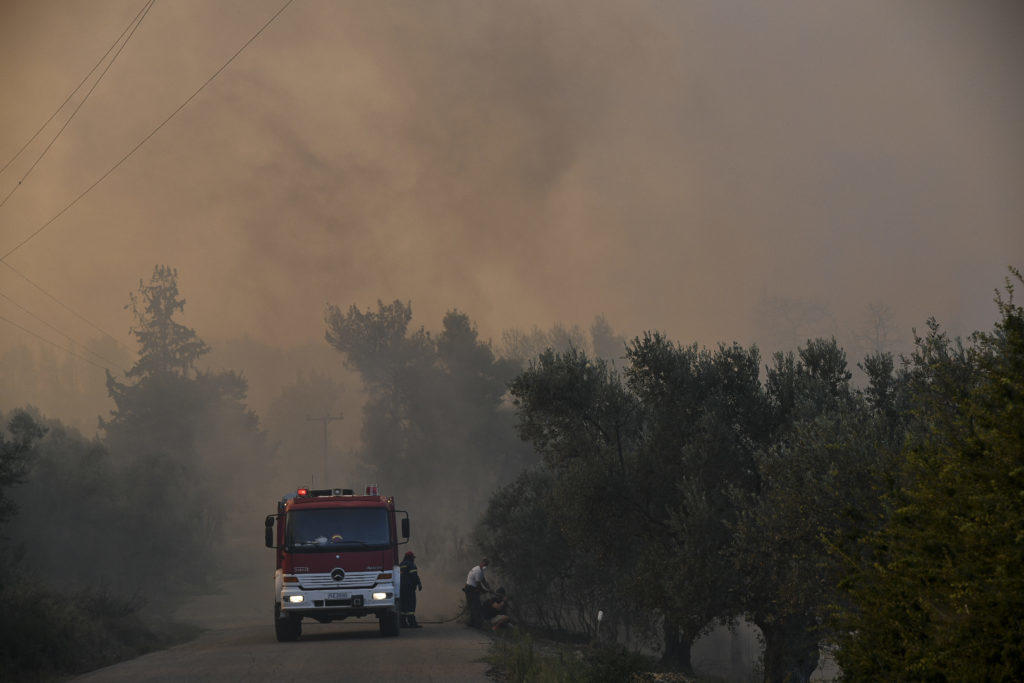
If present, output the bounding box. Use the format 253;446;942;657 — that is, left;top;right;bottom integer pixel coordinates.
372;592;388;601
288;595;304;604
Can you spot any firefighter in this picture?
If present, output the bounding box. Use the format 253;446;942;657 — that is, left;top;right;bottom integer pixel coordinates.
399;550;422;627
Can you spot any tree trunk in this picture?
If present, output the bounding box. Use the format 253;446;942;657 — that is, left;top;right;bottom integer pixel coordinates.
660;620;694;673
759;618;820;683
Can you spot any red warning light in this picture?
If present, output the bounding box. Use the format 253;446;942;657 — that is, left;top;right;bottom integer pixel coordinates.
297;488;309;497
365;484;378;496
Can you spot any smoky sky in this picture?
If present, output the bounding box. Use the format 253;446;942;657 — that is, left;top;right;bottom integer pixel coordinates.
0;0;1021;356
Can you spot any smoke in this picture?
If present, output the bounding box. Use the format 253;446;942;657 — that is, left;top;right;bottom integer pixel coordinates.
0;0;1019;361
1;2;1021;645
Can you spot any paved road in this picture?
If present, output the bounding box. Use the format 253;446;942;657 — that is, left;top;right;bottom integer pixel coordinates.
76;619;492;682
76;557;491;683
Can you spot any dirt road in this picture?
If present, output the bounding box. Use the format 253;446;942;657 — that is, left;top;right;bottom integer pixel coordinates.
76;619;492;682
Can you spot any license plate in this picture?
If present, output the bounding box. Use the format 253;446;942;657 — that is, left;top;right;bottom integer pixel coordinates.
327;592;349;600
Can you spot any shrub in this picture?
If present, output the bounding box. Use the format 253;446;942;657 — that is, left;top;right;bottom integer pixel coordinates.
0;580;161;678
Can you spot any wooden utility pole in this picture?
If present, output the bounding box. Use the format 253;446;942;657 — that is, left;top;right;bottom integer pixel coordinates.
307;413;343;485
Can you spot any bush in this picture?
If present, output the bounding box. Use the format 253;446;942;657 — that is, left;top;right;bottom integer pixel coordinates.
488;629;652;683
0;579;161;678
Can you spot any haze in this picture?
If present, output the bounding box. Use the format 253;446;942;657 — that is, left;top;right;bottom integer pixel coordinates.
1;0;1021;374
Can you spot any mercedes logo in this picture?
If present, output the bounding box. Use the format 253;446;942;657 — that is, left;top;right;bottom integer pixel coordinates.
331;568;345;582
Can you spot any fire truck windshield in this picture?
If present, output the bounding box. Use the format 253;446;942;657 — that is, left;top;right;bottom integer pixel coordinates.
285;508;390;552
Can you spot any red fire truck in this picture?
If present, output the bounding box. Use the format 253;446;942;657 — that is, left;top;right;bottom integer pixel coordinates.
264;485;410;641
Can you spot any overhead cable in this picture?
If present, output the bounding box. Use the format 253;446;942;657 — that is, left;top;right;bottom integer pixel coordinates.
0;313;111;372
0;289;121;367
0;0;154;180
0;0;157;210
0;260;123;348
0;0;297;263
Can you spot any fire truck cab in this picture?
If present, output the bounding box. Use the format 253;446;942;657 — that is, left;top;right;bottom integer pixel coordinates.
265;485;410;641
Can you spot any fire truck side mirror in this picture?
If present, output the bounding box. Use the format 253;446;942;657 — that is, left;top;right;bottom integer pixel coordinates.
264;515;275;548
401;518;410;539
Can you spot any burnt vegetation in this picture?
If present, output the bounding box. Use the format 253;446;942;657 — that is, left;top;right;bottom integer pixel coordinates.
1;265;1022;680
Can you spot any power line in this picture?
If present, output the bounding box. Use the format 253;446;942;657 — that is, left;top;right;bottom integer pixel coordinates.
0;0;156;210
0;0;297;263
0;289;121;367
0;260;124;348
0;0;295;364
0;313;111;372
0;0;153;180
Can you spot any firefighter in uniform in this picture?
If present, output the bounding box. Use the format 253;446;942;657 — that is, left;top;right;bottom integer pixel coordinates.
399;550;422;627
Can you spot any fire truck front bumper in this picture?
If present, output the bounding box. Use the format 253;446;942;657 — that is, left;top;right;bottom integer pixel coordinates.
279;572;397;619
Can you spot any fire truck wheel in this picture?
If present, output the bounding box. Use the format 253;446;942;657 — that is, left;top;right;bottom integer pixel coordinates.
379;608;400;636
274;603;302;642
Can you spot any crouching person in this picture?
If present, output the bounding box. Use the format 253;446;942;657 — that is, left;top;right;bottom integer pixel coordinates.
483;587;511;632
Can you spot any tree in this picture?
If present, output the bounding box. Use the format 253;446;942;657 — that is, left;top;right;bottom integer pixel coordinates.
837;269;1024;679
502;336;769;672
590;314;626;362
0;411;44;534
752;295;837;355
122;265;209;380
499;319;605;367
501;346;652;642
6;410;123;588
324;301;531;570
101;266;266;589
734;347;903;681
851;301;899;356
627;334;767;671
729;336;910;682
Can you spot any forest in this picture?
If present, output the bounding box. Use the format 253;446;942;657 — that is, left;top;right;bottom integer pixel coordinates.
1;264;1022;680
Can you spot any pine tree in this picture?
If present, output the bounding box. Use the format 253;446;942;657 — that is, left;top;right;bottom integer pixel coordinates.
101;266;263;591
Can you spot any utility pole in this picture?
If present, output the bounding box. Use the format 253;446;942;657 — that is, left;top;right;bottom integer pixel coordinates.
307;413;343;485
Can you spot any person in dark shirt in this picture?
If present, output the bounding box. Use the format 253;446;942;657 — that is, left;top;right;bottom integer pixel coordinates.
482;587;511;632
399;550;423;627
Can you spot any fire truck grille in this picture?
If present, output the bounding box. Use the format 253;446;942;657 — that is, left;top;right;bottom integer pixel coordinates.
298;571;378;590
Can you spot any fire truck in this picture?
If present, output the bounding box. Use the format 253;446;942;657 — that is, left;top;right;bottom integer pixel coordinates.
265;485;410;641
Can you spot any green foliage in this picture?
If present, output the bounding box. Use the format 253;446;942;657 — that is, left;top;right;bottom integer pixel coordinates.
499;347;654;641
626;335;767;663
491;306;1023;681
124;265;210;380
0;411;187;679
7;412;121;587
489;631;549;683
836;269;1024;680
487;630;651;683
99;266;268;590
732;334;910;681
0;266;269;676
476;470;574;628
590;315;627;362
324;301;533;571
511;346;639;471
491;335;771;671
0;580;160;679
0;411;44;531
